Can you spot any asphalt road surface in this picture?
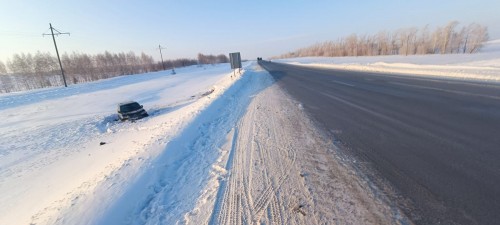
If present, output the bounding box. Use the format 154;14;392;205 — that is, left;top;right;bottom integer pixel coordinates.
259;61;500;225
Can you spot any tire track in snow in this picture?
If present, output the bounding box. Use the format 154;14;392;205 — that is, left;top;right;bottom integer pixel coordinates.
209;65;407;225
211;75;302;225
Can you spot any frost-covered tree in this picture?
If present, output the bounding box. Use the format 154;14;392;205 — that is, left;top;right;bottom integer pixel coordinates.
33;51;57;76
376;31;391;55
0;60;7;74
440;21;459;54
416;25;431;54
198;53;228;65
465;23;489;53
217;54;229;63
398;27;418;56
140;52;155;72
8;53;35;75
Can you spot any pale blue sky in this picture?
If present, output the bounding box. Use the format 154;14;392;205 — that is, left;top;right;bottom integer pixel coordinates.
1;0;499;62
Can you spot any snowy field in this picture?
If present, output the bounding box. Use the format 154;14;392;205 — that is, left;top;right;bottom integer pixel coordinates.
0;63;247;224
276;39;500;82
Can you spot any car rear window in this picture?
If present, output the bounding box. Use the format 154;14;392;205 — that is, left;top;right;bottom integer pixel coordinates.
120;103;141;112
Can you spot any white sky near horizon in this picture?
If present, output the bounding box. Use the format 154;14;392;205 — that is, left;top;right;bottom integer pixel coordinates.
0;0;499;62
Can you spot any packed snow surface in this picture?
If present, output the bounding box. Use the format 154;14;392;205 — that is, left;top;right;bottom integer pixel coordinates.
276;40;500;82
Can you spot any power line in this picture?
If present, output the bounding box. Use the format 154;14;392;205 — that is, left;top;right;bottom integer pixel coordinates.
0;31;43;38
43;23;70;87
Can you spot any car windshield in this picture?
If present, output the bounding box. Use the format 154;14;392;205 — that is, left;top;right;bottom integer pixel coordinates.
120;102;141;112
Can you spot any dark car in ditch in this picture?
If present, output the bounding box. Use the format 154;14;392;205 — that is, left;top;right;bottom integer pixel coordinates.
117;101;149;121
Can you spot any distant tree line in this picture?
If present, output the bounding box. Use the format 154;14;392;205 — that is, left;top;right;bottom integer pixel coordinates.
197;53;229;64
0;50;229;93
275;21;489;59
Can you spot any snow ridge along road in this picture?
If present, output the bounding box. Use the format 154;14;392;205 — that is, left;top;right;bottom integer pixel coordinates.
95;64;274;225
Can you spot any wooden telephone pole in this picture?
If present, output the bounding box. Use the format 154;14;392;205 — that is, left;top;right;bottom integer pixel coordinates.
158;44;166;70
43;23;70;87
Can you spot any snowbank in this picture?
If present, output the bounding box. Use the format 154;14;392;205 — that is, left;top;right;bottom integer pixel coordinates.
276;40;500;82
95;63;273;225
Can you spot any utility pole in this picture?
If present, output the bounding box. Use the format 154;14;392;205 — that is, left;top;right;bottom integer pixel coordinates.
43;23;70;87
157;45;176;74
158;44;166;70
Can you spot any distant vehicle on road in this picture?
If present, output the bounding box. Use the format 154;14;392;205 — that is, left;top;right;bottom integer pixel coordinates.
117;101;148;121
